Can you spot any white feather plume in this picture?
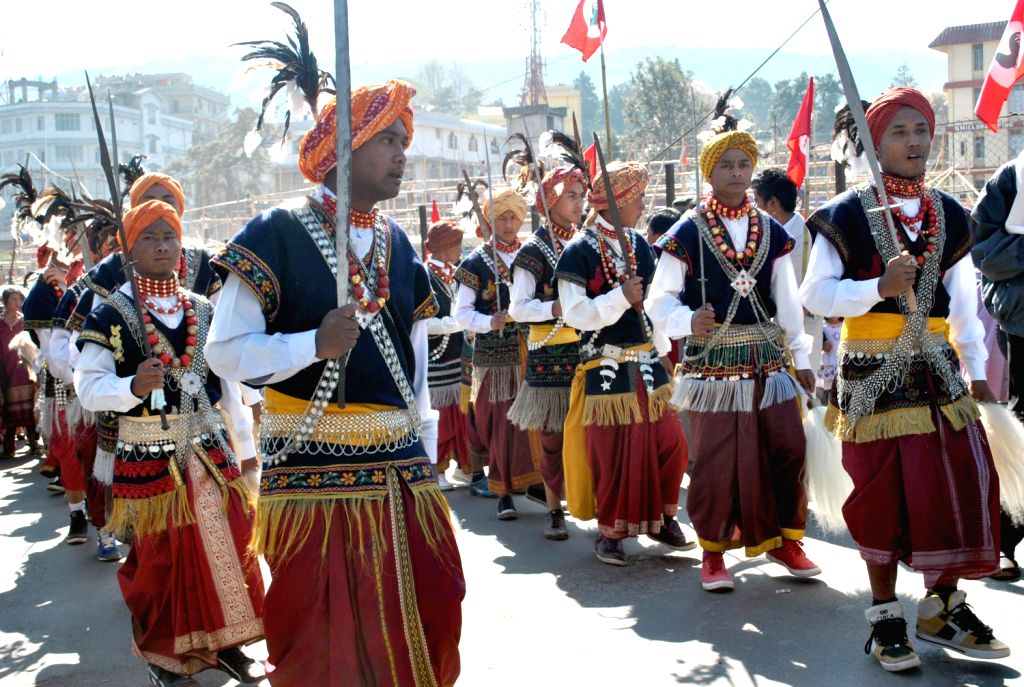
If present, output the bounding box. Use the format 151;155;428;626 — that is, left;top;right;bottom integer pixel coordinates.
737;118;754;133
287;79;308;119
458;214;476;237
269;137;289;163
978;402;1024;524
697;130;716;145
243;129;263;158
728;95;745;111
800;397;852;534
538;131;559;159
453;195;474;217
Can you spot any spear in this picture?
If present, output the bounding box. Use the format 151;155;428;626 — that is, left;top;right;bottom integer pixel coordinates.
591;132;634;278
817;0;917;313
460;169;503;318
690;85;706;307
85;71;169;430
520;120;553;230
333;0;352;407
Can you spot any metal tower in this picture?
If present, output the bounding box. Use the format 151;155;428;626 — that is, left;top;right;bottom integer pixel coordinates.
520;0;547;106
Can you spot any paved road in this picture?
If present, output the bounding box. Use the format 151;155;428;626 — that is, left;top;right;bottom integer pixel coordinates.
2;452;1023;687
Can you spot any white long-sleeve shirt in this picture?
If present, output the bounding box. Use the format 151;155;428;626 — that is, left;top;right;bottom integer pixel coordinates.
454;246;517;334
508;235;570;324
643;216;812;369
799;195;987;381
74;282;257;458
557;217;670;355
204;209;439;463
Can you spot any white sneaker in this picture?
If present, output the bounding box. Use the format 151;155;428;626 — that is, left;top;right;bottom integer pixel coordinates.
437;473;454;491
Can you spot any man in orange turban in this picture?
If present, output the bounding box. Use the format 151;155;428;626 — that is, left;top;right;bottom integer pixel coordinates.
208;73;464;687
119;199;181;254
129;172;186;215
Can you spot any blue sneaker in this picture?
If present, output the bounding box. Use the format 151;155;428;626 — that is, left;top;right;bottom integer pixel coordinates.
96;530;122;561
469;475;498;498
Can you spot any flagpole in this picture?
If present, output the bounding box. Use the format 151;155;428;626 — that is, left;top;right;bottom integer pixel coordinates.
802;95;812;277
600;42;613;159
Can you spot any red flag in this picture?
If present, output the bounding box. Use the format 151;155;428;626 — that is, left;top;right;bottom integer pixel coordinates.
430;199;440;223
561;0;607;62
786;76;814;188
583;143;597;182
976;0;1024;131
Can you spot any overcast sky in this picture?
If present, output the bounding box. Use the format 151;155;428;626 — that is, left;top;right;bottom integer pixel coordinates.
0;0;1017;103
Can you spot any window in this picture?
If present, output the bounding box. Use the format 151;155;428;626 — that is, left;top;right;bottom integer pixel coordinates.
37;149;45;162
973;43;985;71
960;140;967;156
468;136;478;152
148;137;158;154
490;140;500;155
36;116;45;131
55;145;83;162
1010;84;1024;113
55;113;80;131
435;128;442;139
447;133;457;149
1012;131;1024;158
146;105;157;125
974;134;985;159
973;87;982;108
14;119;21;133
546;115;555;129
1;120;10;135
171;100;180;114
3;152;13;165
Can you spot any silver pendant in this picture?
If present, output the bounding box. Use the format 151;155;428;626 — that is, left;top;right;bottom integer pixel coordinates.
180;370;203;396
730;269;756;298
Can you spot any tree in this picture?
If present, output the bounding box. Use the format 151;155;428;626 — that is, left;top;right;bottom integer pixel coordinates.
929;91;949;125
413;61;484;116
573;71;601;141
891;63;917;88
738;77;774;138
165;107;270;209
622;58;703;157
813;73;844;144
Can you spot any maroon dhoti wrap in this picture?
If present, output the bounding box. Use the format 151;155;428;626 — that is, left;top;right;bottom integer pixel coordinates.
584;385;688;540
467;374;541;496
436;403;469;473
687;387;808;556
842;417;1000;585
118;452;264;675
261;475;464;687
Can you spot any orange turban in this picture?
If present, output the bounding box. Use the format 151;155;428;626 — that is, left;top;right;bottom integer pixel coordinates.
537;166;587;215
128;173;186;216
588;162;649;213
120;200;181;253
865;87;935;146
298;79;416;184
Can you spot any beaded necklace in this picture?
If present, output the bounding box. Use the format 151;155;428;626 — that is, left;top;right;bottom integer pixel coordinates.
136;277;198;369
705;195;762;268
877;174;938;267
595;228;637;285
494;236;522;254
311;195;392;314
427;260;456;285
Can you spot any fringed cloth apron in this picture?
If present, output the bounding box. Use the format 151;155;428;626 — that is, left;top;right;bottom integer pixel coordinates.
829;313;999;584
255;390;464;687
111;414;264;676
467;325;542;497
562;343;686;539
676;322;808;556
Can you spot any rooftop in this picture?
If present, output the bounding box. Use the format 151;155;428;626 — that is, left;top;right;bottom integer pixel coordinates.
929;21;1006;49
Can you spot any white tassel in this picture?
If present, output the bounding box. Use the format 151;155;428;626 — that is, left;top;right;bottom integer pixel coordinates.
93;448;115;486
243;130;263;158
977;403;1024;524
801;395;852;534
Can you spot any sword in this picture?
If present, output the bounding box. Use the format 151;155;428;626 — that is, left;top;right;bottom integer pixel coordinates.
690;85;707;307
334;0;352;407
818;0;917;313
85;71;169;431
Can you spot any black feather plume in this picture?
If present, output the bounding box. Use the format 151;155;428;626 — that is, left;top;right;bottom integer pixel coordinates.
234;1;335;139
831;100;871;168
33;185;79;229
503;133;545;194
0;164;39;226
118;155;147;198
538;130;590;189
710;88;738;134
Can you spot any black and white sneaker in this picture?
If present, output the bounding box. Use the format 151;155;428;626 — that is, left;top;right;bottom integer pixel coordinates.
65;511;88;545
47;476;65;493
216;646;265;684
864;601;921;672
147;664;200;686
544;508;569;540
647;515;697;551
594;534;627;566
525;484;547;507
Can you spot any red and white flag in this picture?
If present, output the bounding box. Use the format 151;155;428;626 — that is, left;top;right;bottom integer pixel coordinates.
976;0;1024;131
561;0;607;62
786;76;814;188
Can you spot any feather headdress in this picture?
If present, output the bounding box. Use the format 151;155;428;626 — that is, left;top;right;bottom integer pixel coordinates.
118;155;147;198
235;2;336;157
538;130;591;191
698;89;754;144
503;132;544;200
831;100;871;177
0;165;40;243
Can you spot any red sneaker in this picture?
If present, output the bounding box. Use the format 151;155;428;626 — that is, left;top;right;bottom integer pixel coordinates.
701;552;734;592
766;539;821;578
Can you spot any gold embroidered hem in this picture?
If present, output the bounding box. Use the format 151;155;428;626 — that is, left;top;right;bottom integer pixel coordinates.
825;395;980;443
698;534;783;558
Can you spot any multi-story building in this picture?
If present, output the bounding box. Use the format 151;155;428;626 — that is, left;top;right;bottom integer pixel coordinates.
929;21;1024;189
0;76;200;241
95;73;231;141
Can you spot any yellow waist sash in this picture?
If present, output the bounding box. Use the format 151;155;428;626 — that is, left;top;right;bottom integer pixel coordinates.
841;312;949;342
528;323;581;346
263;389;414;447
